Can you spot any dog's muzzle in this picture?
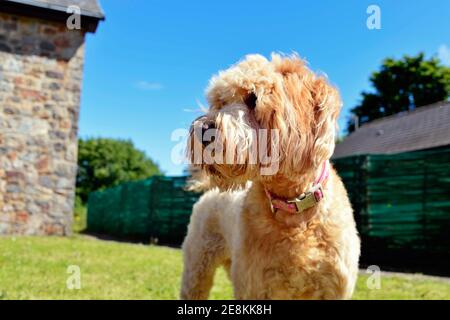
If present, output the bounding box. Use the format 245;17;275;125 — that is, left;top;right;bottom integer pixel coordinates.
191;116;216;147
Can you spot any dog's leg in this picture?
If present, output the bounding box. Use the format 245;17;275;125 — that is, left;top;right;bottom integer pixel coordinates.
180;195;227;300
180;231;225;299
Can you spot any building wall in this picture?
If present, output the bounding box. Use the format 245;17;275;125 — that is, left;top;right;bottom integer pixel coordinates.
0;12;85;235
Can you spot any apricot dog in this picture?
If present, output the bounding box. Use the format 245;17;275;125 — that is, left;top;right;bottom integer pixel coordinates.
181;54;360;300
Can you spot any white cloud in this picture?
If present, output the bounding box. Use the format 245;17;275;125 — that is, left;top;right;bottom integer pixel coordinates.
135;81;164;91
438;44;450;66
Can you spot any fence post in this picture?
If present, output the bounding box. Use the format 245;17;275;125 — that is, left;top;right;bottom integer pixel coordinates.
354;154;369;235
363;154;369;232
147;178;155;242
118;184;127;236
421;154;428;250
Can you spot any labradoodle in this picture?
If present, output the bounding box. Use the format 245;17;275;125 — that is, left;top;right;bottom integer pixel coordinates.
180;54;360;300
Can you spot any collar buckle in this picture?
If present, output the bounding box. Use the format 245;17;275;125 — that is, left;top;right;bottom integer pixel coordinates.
287;186;323;213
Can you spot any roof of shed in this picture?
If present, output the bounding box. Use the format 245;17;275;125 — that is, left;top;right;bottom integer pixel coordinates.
3;0;104;19
333;101;450;159
1;0;104;32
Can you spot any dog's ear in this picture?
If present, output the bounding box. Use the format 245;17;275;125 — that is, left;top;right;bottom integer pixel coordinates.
271;54;341;168
310;76;341;165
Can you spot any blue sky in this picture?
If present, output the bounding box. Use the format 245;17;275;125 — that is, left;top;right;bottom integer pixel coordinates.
80;0;450;175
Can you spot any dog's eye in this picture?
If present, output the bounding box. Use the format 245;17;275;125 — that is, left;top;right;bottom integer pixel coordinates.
244;92;257;110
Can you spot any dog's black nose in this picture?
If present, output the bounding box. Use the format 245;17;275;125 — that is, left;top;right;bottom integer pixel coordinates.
202;120;216;131
201;120;216;146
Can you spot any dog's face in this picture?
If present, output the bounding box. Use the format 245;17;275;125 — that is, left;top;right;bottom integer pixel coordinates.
188;54;341;190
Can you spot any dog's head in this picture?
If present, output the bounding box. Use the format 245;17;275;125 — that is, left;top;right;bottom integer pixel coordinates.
187;54;341;190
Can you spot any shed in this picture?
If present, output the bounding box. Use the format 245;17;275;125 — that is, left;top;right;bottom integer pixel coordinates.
0;0;104;235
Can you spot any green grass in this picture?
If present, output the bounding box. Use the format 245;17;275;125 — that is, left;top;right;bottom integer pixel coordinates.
0;235;448;300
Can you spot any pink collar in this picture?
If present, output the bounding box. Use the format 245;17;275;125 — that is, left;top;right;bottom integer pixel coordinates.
265;161;330;214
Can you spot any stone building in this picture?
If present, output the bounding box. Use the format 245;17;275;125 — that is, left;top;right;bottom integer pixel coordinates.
0;0;104;235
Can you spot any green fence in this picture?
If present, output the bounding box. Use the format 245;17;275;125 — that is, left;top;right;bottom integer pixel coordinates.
333;147;450;273
87;147;450;273
87;176;200;243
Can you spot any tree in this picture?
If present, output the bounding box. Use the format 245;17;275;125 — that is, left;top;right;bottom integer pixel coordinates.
76;138;161;203
347;53;450;132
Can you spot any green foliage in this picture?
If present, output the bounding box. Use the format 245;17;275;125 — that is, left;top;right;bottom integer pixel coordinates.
73;196;87;233
0;236;448;299
76;138;161;203
347;53;450;132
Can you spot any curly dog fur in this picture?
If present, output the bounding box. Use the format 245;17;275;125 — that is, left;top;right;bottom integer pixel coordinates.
181;54;360;300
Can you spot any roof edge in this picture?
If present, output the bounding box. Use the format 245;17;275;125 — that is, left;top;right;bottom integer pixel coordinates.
0;0;105;33
355;100;450;131
4;0;105;19
332;144;450;160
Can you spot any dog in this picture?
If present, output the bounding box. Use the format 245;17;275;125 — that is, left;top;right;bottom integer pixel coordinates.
180;54;360;300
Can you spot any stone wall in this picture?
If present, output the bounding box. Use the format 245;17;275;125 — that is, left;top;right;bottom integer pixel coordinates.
0;12;85;235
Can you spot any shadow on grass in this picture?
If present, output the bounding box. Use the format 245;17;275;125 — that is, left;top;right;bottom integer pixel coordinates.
78;230;183;249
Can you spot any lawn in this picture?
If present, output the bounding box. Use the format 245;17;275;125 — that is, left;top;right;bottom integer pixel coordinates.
0;235;448;300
